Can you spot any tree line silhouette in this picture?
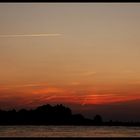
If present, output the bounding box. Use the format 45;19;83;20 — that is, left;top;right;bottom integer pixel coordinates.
0;104;140;126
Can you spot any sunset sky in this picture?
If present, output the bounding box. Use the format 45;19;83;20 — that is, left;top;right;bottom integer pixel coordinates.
0;3;140;121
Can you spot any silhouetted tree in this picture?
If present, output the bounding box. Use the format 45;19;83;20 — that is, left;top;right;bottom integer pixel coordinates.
71;114;85;124
93;114;103;124
0;104;139;126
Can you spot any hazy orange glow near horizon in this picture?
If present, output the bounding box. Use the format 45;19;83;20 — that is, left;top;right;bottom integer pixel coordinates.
0;3;140;116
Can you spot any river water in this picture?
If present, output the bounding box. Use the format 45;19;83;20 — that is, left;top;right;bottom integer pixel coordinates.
0;125;140;137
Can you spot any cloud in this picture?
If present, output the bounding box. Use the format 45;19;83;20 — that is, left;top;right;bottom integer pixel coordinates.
31;87;64;95
0;33;62;38
0;83;48;90
78;71;97;76
81;93;140;106
83;71;97;76
70;82;81;86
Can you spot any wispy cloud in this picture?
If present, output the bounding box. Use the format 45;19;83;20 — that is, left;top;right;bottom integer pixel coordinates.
70;82;81;86
76;71;97;77
0;33;62;38
83;71;97;76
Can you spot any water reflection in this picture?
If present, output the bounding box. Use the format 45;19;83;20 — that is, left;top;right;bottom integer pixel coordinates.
0;126;140;137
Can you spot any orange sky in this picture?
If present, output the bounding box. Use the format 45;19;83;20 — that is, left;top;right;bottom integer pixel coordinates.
0;4;140;119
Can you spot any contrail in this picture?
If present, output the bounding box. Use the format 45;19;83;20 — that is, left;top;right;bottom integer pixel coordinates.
0;33;62;38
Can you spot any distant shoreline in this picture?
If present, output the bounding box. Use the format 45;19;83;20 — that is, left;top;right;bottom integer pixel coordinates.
0;138;140;139
0;124;140;127
0;104;140;126
0;138;139;140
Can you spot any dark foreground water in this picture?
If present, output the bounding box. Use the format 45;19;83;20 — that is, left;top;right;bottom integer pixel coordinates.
0;125;140;137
